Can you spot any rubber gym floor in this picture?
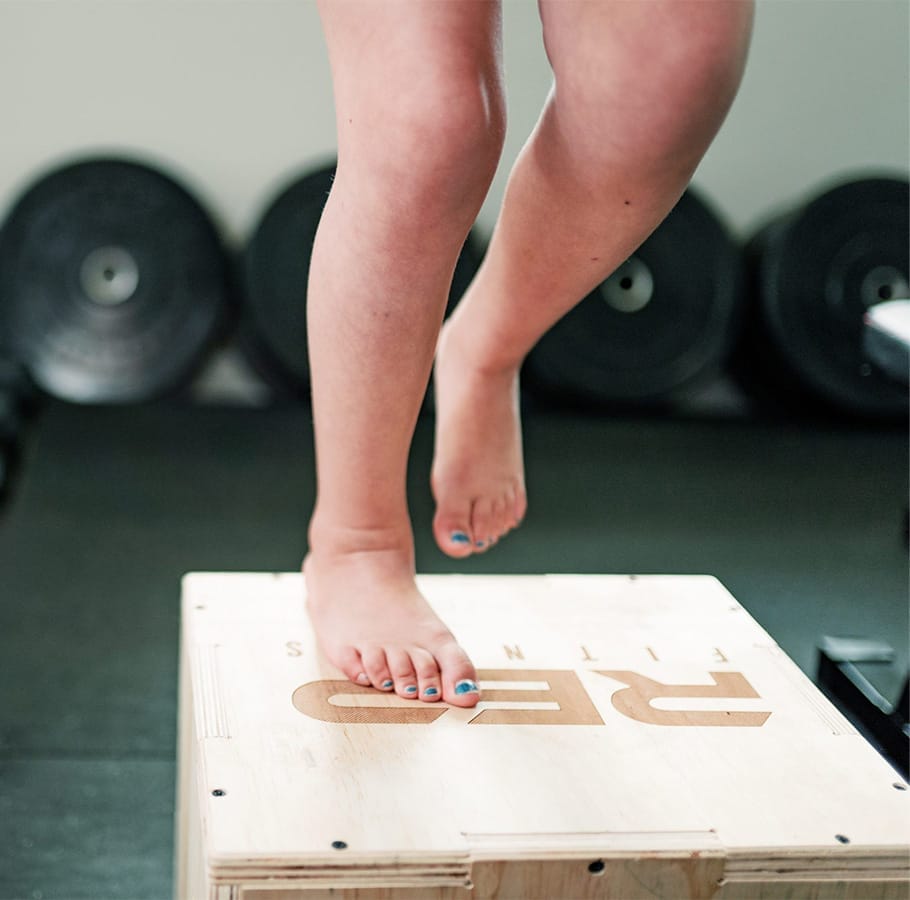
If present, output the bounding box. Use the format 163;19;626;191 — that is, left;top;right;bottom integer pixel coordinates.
0;400;906;900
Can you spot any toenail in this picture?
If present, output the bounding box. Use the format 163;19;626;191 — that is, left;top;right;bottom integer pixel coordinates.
450;531;470;545
356;672;369;685
404;685;418;694
381;679;394;689
454;679;480;696
475;540;485;548
424;687;439;696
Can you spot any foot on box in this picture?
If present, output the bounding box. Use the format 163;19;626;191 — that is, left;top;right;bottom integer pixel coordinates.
303;522;481;707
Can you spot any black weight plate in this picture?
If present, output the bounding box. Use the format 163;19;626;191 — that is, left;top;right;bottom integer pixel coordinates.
0;348;35;413
241;161;484;397
523;187;744;408
0;159;231;404
746;176;909;420
0;445;12;508
0;345;30;510
0;391;19;446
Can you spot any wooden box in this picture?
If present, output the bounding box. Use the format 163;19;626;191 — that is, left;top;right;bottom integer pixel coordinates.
175;573;909;899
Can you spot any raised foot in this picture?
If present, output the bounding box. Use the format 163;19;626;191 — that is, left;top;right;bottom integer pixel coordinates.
431;321;528;558
303;532;480;707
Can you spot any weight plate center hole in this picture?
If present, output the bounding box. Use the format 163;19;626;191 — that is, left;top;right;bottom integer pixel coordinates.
861;265;909;311
601;257;654;314
80;246;140;306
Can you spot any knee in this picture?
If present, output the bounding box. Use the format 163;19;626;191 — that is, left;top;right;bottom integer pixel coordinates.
400;76;506;209
652;1;755;107
338;67;505;229
550;1;754;171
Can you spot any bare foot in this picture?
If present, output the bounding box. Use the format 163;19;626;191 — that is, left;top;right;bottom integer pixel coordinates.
431;320;528;557
303;519;481;707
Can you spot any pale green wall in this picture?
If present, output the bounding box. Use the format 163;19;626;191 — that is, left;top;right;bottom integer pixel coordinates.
0;0;907;243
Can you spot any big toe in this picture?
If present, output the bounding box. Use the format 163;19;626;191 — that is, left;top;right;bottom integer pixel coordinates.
436;641;481;708
432;493;475;558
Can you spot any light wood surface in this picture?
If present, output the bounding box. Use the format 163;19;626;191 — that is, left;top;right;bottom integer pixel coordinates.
175;573;910;899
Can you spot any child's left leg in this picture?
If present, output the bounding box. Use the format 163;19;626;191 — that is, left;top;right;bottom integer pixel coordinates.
431;0;754;555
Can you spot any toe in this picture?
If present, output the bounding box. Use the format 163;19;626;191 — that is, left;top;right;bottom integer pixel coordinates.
470;497;495;552
409;647;442;702
491;496;511;542
436;641;481;708
513;481;528;525
360;646;394;691
499;488;517;533
433;493;475;558
386;647;419;699
334;646;370;686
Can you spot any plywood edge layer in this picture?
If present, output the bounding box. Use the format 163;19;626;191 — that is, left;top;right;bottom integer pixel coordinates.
723;846;910;882
208;869;472;890
207;831;725;879
206;846;910;889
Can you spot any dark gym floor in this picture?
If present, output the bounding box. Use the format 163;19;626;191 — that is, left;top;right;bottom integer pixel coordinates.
0;400;907;900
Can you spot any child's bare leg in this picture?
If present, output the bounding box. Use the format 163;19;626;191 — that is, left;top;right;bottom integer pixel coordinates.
432;0;754;555
304;0;504;706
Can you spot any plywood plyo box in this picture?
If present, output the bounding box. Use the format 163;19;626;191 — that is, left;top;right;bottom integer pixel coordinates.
175;574;910;900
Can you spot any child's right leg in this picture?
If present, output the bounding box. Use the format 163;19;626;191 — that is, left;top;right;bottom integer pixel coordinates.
303;0;505;706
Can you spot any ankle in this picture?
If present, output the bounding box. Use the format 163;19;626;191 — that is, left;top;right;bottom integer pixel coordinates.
439;315;523;380
307;509;415;559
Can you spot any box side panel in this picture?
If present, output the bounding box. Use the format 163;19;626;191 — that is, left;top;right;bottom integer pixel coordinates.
471;856;727;899
183;763;211;900
234;857;724;899
717;881;910;900
175;608;193;899
176;589;216;900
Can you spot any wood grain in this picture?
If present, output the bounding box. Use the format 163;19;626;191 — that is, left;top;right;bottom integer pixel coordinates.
175;573;910;899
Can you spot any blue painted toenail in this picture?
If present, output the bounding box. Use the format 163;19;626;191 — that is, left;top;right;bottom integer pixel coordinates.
475;540;485;548
455;679;479;695
404;685;418;694
424;687;439;696
451;531;470;544
381;679;394;689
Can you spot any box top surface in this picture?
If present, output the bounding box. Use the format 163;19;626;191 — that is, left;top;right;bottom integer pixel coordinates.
180;573;909;881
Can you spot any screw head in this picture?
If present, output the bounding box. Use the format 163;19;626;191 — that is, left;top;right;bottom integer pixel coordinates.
331;840;348;850
211;789;226;797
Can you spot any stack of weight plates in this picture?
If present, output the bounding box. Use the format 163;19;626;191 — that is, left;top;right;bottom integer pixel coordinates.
0;158;233;404
739;176;909;421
